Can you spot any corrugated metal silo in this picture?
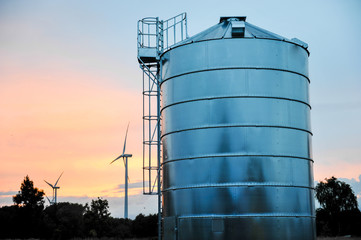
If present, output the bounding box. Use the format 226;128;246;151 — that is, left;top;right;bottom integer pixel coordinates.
160;17;315;240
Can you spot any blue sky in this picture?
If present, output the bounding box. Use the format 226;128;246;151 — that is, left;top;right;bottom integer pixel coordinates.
0;0;360;218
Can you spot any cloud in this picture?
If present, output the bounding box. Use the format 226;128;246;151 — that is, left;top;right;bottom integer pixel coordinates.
117;181;143;189
0;191;17;196
340;175;361;193
0;191;17;207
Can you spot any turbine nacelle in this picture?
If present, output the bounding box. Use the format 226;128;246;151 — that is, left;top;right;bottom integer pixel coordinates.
111;153;133;163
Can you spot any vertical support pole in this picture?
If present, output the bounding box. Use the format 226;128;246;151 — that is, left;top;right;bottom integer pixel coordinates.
125;156;128;219
148;68;152;194
157;65;162;240
142;69;145;193
156;18;159;56
157;18;163;238
142;21;144;46
181;16;183;41
174;17;176;44
156;21;161;227
185;13;188;38
166;21;169;49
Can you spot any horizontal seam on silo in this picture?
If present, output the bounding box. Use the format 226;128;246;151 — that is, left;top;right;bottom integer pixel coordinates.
160;67;310;86
160;37;310;57
161;96;311;113
161;125;313;139
162;183;314;192
162;155;314;165
176;214;316;219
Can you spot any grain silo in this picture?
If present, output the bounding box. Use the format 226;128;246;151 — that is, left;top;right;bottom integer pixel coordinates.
138;14;315;240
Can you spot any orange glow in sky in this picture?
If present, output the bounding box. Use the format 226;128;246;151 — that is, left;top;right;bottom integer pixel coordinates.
0;71;144;197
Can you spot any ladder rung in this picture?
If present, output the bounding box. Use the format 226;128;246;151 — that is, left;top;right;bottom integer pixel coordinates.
143;92;158;97
143;90;158;94
143;166;159;170
143;192;158;195
143;115;159;120
143;141;160;145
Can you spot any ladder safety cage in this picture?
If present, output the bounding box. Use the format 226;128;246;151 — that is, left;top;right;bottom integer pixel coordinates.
141;62;160;196
137;13;188;197
137;17;162;63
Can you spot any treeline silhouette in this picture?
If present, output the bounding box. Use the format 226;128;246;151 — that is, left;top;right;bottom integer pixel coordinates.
2;175;361;238
0;201;157;239
0;176;157;239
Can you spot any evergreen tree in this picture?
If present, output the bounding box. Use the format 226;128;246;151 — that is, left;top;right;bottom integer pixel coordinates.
10;175;46;238
13;175;45;209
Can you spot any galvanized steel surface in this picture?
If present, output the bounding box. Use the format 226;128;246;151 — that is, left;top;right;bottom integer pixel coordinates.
160;18;315;240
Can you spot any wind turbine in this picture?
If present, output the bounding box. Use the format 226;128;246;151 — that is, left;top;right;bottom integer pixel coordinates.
110;123;132;219
44;172;64;204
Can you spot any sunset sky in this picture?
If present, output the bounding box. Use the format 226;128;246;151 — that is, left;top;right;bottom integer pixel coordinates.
1;0;361;218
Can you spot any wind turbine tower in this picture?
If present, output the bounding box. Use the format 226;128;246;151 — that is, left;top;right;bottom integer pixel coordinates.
44;172;64;204
110;123;132;219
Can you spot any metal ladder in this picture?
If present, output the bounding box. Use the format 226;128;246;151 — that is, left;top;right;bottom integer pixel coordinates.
137;13;188;240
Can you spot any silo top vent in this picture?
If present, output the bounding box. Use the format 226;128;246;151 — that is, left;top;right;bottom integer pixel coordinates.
219;16;246;23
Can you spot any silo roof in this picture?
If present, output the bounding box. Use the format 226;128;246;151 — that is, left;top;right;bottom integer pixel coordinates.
172;16;309;54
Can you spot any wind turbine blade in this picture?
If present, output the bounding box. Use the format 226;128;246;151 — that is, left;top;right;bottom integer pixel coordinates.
54;171;64;187
122;122;130;155
110;155;122;164
44;180;54;188
45;195;51;204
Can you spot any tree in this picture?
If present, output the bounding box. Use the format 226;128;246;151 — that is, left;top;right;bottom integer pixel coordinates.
83;197;111;237
0;205;21;238
315;176;358;215
315;176;360;236
43;202;86;239
13;175;45;209
131;213;158;238
11;175;46;238
107;217;132;238
87;197;111;219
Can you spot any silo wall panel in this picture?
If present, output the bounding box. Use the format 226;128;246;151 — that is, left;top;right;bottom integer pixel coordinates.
161;70;310;108
177;217;315;240
161;39;309;81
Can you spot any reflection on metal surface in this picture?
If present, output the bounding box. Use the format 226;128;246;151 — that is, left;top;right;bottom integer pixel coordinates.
160;16;315;240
